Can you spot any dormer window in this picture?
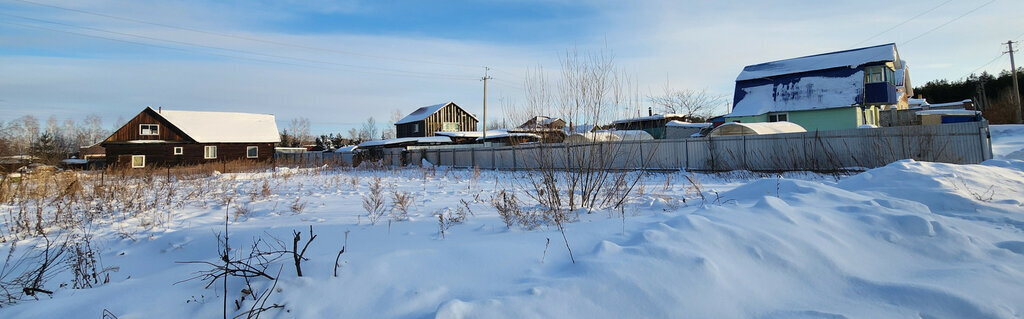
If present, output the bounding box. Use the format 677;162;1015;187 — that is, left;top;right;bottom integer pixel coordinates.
865;66;895;84
140;124;159;135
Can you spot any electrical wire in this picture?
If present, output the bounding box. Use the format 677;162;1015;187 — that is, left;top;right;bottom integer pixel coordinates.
851;0;956;48
902;0;997;46
0;12;480;81
10;0;487;69
0;19;479;81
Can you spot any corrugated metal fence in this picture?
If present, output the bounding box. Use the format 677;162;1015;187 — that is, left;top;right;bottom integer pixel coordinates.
390;121;992;172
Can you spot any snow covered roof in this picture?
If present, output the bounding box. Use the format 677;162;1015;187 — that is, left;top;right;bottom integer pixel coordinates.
153;107;280;143
708;122;807;136
395;102;478;125
333;145;358;153
728;72;864;117
610;130;654;140
434;130;506;138
915;109;980;116
564;132;622;144
612;114;685;124
736;43;898;81
926;99;973;108
666;120;713;128
476;132;540;141
358;136;452;148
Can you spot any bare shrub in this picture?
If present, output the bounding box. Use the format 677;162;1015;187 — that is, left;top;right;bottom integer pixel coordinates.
436;207;467;239
362;177;386;224
389;189;414;222
289;197;307;215
491;189;542;230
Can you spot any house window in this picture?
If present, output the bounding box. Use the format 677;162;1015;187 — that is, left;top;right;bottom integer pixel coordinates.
865;66;885;83
139;124;159;136
131;155;145;168
441;122;460;132
413;123;420;133
246;146;258;158
204;146;217;159
173;147;183;155
768;113;788;122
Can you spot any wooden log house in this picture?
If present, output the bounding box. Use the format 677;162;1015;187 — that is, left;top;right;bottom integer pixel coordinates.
102;107;280;168
395;102;478;138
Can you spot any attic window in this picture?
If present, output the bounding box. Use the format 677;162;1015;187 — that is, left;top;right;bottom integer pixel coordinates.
413;123;420;133
140;124;159;136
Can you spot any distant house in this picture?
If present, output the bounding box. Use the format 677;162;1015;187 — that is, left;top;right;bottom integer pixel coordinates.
611;113;690;139
395;102;478;138
725;43;912;131
507;116;567;143
102;107;280;168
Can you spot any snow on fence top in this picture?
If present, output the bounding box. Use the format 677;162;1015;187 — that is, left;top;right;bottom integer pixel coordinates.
708;122;807;136
155;108;280;143
736;43;897;81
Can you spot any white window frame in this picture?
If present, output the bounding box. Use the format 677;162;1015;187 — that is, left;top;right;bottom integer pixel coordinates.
139;124;159;136
246;146;258;158
768;113;789;122
131;155;145;168
413;123;420;133
173;147;183;155
204;146;217;159
441;122;460;132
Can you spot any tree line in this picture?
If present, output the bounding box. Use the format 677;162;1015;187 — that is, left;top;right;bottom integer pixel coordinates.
0;114;110;164
914;68;1023;124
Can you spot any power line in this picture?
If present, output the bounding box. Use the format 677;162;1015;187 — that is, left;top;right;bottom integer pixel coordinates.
851;0;955;48
0;19;478;81
0;12;479;81
10;0;486;70
966;52;1007;77
902;0;997;46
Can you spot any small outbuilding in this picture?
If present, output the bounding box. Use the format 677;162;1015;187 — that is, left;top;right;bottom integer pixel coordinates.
707;122;807;137
665;121;713;139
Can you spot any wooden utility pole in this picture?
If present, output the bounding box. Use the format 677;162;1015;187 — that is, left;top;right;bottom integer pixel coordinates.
1006;40;1022;124
481;67;493;139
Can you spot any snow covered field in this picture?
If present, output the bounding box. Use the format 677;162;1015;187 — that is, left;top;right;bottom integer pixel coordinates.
2;125;1024;318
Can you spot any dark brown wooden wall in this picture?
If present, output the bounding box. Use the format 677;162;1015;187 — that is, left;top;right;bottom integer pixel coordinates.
396;121;426;138
105;108;190;142
105;142;274;168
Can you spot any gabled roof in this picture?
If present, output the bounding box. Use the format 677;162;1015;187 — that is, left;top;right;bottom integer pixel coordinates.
150;107;280;143
736;43;899;81
396;102;478;125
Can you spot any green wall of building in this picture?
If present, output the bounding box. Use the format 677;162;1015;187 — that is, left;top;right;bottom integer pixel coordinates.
725;106;882;131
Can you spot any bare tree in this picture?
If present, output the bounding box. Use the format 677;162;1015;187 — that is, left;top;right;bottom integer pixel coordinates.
346;128;359;143
288;118;312;146
358;117;379;141
648;82;727;121
382;109;403;139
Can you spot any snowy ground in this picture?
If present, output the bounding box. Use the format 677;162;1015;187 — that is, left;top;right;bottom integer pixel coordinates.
2;125;1024;318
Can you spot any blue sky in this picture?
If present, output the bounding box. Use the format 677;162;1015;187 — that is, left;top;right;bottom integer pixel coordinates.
1;0;1022;135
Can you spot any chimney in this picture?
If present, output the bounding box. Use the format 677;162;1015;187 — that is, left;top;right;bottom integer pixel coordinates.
648;107;653;116
158;106;162;113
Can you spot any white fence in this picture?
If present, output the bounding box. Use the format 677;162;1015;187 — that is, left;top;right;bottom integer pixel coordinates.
385;121;992;172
